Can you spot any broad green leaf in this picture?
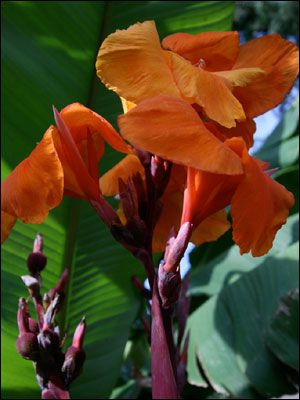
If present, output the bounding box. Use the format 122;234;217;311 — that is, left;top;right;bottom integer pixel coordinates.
1;1;237;399
265;288;299;372
274;164;299;215
186;242;299;398
189;213;299;296
253;96;299;169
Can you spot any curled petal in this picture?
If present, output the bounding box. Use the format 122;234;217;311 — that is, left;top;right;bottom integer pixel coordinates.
96;20;180;103
100;154;145;197
233;34;299;118
118;95;243;175
1;130;64;224
165;51;246;128
162;31;240;71
213;67;265;88
1;211;17;244
229;138;295;256
60;103;132;155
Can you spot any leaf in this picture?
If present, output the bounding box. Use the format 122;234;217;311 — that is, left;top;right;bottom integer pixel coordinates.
186;242;299;398
1;1;237;399
265;288;299;372
253;96;299;169
189;213;299;296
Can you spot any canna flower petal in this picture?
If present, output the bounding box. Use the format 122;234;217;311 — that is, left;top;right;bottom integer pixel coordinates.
232;34;299;118
1;211;17;244
1;130;64;225
60;103;132;155
162;31;240;71
100;154;145;197
165;51;246;128
227;137;295;256
96;20;180;103
211;118;256;149
213;67;265;88
153;188;230;253
118;95;243;175
191;209;231;247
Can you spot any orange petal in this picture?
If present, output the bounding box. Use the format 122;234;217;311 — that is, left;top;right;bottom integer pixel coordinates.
61;103;132;154
166;51;246;128
152;191;183;253
233;34;299;118
53;106;100;201
213;118;256;149
230;138;295;256
181;166;243;227
162;31;240;71
213;67;265;88
1;211;17;244
50;126;86;199
1;130;64;224
152;191;230;253
96;20;180;103
118;95;243;175
191;209;231;247
100;154;145;197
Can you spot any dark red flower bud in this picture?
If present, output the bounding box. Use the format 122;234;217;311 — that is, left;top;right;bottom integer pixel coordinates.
158;262;181;308
164;222;193;273
27;252;47;275
16;298;40;360
26;233;47;275
16;332;40;361
62;317;86;385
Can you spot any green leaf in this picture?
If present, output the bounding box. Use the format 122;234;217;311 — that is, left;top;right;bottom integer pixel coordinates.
265;288;299;372
253;96;299;169
186;242;299;398
1;1;237;399
189;213;299;296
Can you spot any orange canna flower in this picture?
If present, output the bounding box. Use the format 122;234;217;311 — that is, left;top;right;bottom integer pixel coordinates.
96;20;298;145
117;95;294;257
1;103;132;244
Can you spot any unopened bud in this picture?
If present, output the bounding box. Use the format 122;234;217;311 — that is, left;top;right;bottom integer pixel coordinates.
27;252;47;275
62;316;86;385
16;333;39;361
158;263;181;308
27;233;47;275
164;222;193;273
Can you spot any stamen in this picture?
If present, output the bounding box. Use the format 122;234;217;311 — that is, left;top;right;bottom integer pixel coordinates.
193;58;206;69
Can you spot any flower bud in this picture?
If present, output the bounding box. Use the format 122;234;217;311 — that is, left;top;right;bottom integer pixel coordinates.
62;316;86;385
16;332;40;361
158;262;181;308
26;233;47;275
164;222;193;273
27;252;47;275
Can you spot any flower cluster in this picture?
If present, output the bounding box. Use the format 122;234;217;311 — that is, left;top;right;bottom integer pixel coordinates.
16;233;86;399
